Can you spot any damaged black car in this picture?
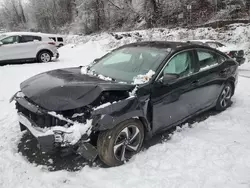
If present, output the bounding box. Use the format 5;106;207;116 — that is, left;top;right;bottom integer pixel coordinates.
11;41;238;167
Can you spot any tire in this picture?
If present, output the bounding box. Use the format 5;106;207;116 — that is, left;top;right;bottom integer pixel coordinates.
216;83;233;111
37;51;52;63
97;119;144;167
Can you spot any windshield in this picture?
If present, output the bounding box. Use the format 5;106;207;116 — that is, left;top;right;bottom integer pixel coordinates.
89;46;170;82
0;34;7;40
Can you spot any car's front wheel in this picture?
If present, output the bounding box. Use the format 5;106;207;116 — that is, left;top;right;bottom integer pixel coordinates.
37;51;52;63
97;119;144;167
216;83;233;111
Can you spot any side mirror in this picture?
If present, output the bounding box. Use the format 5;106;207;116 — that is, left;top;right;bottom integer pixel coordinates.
162;73;179;84
0;41;3;46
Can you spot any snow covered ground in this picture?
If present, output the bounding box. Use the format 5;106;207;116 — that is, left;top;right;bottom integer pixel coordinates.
1;26;250;187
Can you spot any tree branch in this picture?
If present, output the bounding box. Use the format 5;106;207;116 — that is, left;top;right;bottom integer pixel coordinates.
108;0;122;10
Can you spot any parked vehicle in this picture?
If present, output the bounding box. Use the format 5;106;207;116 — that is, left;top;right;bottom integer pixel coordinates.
47;34;65;48
189;40;245;65
0;32;59;64
11;41;238;167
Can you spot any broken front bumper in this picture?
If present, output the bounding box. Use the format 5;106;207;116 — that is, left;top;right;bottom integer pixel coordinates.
13;92;98;160
18;112;98;160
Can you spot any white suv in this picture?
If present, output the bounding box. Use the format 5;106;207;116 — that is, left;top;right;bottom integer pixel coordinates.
0;32;59;63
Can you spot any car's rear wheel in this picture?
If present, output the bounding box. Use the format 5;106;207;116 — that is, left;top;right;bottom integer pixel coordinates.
97;119;144;167
216;83;233;111
37;51;52;63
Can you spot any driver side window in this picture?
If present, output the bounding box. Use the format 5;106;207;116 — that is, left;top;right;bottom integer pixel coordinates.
1;36;19;45
163;51;194;78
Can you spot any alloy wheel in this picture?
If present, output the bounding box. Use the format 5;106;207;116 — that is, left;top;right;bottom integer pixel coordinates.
113;125;142;162
220;85;232;108
40;53;51;62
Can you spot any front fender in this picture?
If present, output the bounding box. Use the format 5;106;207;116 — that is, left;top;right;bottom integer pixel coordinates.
91;96;150;131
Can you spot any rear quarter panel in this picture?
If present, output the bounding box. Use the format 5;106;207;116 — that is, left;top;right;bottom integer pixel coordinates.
36;42;58;56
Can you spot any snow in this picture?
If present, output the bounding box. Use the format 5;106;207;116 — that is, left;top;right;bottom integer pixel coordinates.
132;70;155;85
81;66;112;81
200;64;218;71
129;86;138;97
93;102;112;111
72;113;85;118
48;112;93;145
19;109;93;146
218;44;244;53
48;111;74;124
80;66;88;74
1;24;250;187
97;74;112;81
62;120;93;145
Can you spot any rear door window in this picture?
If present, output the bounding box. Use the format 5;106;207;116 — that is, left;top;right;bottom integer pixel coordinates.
19;35;41;43
197;50;226;71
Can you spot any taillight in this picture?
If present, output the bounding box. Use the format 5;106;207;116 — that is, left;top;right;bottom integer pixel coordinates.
48;42;56;45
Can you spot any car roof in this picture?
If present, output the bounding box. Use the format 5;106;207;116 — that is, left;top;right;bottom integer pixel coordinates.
2;32;47;37
121;41;210;50
119;40;228;58
189;39;220;43
42;33;65;38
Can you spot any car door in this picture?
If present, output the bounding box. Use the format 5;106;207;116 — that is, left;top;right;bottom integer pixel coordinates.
19;35;42;59
151;50;200;133
0;35;20;61
190;48;227;112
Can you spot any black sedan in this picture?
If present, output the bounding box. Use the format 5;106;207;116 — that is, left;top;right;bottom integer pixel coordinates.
11;41;238;167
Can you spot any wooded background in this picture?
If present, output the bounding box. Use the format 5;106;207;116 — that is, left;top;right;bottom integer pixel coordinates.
0;0;250;34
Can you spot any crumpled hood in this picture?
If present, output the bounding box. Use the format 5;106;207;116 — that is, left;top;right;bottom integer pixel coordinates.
20;67;134;111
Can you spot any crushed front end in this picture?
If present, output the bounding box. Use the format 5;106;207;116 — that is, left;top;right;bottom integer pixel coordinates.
12;92;98;160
